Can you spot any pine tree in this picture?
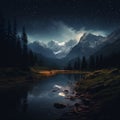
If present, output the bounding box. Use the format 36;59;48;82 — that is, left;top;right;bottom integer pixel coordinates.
0;13;36;68
89;55;95;70
74;61;78;70
10;18;18;66
74;57;81;70
16;35;22;66
28;50;36;66
22;26;28;67
7;20;12;36
95;55;99;70
0;14;6;67
6;20;12;66
67;62;73;70
81;56;87;71
13;18;17;37
77;57;81;70
99;54;103;69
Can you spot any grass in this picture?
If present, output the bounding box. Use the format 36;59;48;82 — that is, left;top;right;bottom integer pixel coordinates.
0;67;43;88
74;68;120;120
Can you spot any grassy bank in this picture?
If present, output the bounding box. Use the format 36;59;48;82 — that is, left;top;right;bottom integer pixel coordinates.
0;67;42;88
0;67;82;87
75;68;120;120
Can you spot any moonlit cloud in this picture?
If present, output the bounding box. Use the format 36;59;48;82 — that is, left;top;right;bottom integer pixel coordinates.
28;21;107;44
74;28;107;41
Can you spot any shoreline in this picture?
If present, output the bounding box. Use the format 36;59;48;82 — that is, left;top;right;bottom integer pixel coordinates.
61;68;120;120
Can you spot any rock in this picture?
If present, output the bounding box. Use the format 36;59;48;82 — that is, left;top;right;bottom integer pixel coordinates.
75;95;81;99
73;106;80;114
63;90;69;94
73;103;90;114
74;103;81;107
65;95;76;101
69;96;76;101
54;103;66;109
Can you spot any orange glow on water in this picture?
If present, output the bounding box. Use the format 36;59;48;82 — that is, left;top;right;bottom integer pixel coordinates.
39;70;81;77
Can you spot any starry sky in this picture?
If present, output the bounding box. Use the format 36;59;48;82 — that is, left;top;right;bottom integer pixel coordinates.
1;0;120;42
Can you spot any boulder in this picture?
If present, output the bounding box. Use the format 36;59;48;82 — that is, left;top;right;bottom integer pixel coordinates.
63;90;69;94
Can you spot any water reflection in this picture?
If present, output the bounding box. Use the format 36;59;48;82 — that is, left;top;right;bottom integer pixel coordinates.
66;74;82;81
58;92;66;97
0;74;81;120
0;85;30;120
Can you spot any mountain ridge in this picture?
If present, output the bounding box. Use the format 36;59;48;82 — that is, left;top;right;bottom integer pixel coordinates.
65;33;105;60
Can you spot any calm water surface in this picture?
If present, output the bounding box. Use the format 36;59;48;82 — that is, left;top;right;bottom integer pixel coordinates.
0;74;81;120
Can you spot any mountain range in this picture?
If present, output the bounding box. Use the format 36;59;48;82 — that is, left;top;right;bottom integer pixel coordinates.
28;41;56;58
47;40;77;58
65;33;105;60
95;29;120;57
28;28;120;67
29;39;77;59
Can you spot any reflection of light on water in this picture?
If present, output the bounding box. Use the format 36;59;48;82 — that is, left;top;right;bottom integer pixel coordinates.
58;92;66;97
54;84;62;89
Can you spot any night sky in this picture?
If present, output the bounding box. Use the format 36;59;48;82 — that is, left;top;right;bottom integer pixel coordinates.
1;0;120;42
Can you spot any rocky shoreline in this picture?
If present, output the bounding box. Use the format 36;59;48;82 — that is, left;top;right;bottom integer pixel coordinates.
55;69;120;120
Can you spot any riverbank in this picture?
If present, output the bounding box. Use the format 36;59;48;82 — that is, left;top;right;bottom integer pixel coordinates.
0;67;83;88
63;68;120;120
0;67;120;119
0;68;42;88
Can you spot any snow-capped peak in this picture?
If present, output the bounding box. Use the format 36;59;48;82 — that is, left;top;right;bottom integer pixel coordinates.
79;33;105;48
58;42;65;46
47;39;77;58
31;41;47;48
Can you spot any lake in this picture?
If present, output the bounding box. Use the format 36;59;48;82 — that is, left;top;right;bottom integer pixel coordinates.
0;74;82;120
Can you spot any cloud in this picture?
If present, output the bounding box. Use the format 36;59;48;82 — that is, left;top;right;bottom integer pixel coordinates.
28;21;107;43
49;21;107;41
46;21;78;42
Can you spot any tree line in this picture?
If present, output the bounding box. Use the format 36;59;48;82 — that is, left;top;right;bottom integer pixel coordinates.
65;53;120;71
0;14;37;68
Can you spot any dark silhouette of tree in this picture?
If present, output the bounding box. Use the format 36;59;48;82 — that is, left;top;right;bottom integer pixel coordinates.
74;57;81;70
65;62;73;70
95;55;99;70
12;18;18;66
89;55;95;70
13;18;17;37
0;14;6;67
0;13;37;68
99;54;103;69
74;61;78;70
68;63;73;70
6;20;12;66
22;26;28;67
81;56;87;71
28;50;37;66
16;35;22;66
7;20;12;36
